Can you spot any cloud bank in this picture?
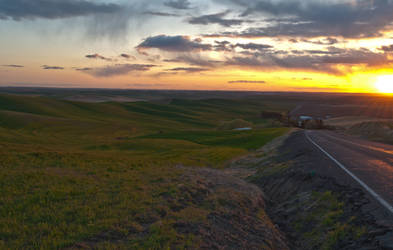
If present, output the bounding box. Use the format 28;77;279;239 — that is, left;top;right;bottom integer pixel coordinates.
42;65;64;70
137;35;212;52
0;0;121;20
189;11;246;27
2;64;24;68
85;53;112;61
210;0;393;38
164;0;191;9
78;64;156;77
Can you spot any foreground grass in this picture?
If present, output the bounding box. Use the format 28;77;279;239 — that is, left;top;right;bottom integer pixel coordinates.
0;94;290;248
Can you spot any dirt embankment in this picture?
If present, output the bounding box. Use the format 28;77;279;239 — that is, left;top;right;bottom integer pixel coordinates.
229;131;393;249
325;116;393;144
173;168;289;249
71;165;289;250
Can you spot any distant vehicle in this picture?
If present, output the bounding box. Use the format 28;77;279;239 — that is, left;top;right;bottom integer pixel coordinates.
291;115;324;129
298;116;313;127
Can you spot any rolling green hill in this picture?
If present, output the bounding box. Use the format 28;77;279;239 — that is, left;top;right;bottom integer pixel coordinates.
0;94;291;248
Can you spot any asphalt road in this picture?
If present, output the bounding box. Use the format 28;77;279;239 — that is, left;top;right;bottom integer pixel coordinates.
306;130;393;215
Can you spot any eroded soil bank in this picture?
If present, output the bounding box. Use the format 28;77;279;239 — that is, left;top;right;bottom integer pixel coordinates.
71;166;289;249
230;130;393;249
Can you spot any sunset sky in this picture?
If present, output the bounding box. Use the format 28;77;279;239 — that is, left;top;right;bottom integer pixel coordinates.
1;0;393;92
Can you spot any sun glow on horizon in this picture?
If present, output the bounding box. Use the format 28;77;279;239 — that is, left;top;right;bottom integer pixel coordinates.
375;75;393;94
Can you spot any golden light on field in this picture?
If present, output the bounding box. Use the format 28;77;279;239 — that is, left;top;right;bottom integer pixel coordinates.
375;75;393;94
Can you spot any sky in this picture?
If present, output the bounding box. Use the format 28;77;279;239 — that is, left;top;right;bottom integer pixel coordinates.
1;0;393;93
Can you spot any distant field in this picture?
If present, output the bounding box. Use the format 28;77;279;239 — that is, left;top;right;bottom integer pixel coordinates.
324;116;393;144
324;116;393;129
0;94;290;248
0;87;279;103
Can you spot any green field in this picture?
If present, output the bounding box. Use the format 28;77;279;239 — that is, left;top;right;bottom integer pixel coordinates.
0;94;290;248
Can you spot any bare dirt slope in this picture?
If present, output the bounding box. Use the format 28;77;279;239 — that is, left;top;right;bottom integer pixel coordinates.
229;131;393;249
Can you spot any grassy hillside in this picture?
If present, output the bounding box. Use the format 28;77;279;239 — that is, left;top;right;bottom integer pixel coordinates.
0;94;290;248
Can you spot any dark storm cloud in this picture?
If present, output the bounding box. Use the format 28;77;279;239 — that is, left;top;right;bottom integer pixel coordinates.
137;35;212;52
210;0;393;38
42;65;64;70
188;11;246;27
164;0;191;9
2;64;24;68
0;0;121;20
85;54;112;61
0;1;153;40
80;64;155;77
228;80;266;84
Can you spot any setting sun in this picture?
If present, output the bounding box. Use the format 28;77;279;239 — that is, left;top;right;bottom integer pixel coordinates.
375;75;393;93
